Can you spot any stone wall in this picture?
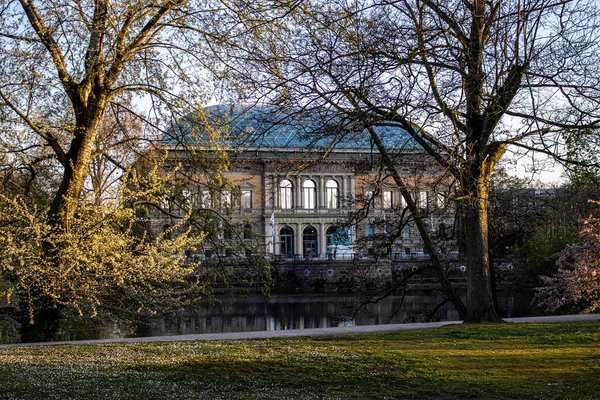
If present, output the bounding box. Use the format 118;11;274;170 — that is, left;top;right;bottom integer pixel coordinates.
272;259;512;293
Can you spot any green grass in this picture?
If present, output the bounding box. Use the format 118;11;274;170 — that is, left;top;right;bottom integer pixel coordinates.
1;322;599;399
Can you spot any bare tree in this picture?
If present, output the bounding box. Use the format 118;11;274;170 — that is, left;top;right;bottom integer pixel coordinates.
213;0;600;322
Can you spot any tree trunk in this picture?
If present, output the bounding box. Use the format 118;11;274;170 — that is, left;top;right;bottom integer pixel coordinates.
367;127;467;318
463;176;503;323
48;96;107;230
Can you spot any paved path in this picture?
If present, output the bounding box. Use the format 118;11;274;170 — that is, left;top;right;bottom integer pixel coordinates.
2;313;599;348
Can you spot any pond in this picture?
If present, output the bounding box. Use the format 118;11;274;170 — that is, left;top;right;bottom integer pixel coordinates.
135;290;531;337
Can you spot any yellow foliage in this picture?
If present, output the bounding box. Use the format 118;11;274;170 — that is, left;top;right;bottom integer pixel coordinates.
0;192;206;325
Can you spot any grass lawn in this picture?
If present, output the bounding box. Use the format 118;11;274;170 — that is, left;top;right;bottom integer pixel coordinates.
0;322;599;399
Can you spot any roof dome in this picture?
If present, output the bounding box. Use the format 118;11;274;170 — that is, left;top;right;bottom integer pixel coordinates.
163;104;419;151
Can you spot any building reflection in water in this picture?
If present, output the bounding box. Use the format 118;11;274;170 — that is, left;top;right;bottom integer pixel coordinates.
137;290;529;338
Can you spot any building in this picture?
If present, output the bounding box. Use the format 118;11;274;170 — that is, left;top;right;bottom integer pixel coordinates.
153;105;455;260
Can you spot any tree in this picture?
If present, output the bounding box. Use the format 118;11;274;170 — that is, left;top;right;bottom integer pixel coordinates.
0;168;207;341
535;201;600;314
213;0;600;322
0;1;273;340
0;0;219;228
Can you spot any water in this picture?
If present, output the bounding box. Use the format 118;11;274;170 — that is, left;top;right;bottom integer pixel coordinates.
136;290;530;337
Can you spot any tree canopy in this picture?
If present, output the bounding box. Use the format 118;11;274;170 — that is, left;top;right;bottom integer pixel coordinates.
0;0;273;341
212;0;600;322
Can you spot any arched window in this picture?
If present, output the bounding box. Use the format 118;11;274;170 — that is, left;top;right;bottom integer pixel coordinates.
279;179;293;209
325;179;339;209
303;225;318;256
280;226;294;259
303;179;317;209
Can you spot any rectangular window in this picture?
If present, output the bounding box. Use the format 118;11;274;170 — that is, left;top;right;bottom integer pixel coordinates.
383;191;393;209
404;247;411;256
200;190;212;208
182;189;191;206
363;189;375;207
436;192;446;208
280;187;292;209
241;190;253;209
221;190;232;207
418;191;428;209
304;187;316;209
326;187;338;208
398;194;406;209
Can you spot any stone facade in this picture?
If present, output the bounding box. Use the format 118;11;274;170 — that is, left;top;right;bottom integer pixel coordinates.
149;105;456;260
154;145;454;261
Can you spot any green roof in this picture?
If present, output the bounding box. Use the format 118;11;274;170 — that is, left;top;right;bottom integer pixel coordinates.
164;105;420;151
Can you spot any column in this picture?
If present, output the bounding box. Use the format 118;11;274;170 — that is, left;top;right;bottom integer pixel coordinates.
318;176;325;210
295;222;303;256
268;175;276;208
295;175;302;209
319;223;327;258
273;222;280;256
340;175;347;208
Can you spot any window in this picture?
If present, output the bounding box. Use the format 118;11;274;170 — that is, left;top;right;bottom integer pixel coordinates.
279;179;293;209
418;191;428;209
438;223;447;239
365;223;374;237
303;225;318;256
436;192;446;208
243;224;253;240
398;194;406;209
241;190;252;209
280;226;294;258
199;190;212;208
325;179;339;209
363;188;375;207
182;189;192;206
402;224;411;239
303;179;316;209
383;190;393;209
221;190;232;207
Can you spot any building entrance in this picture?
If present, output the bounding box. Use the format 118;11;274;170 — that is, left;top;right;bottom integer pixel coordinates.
280;226;294;259
303;226;318;257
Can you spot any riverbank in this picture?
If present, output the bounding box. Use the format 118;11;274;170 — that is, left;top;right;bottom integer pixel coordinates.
1;319;598;399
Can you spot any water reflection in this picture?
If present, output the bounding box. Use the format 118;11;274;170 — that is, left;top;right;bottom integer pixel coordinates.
137;291;530;337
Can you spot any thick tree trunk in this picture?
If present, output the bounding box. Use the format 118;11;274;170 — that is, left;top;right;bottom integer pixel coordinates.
48;95;107;230
463;177;503;323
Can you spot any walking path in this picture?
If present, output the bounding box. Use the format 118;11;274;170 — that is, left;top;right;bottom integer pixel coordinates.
2;313;599;348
